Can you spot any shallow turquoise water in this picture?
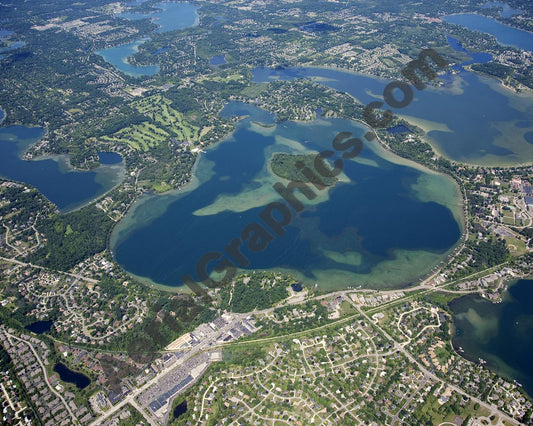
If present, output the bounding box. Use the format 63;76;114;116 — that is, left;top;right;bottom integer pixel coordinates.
252;66;533;166
112;103;462;291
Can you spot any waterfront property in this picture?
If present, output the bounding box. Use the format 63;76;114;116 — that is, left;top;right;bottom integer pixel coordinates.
98;2;199;77
252;66;533;166
443;13;533;52
451;279;533;397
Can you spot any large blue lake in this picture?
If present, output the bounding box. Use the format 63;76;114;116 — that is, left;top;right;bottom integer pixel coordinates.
112;103;462;291
116;2;198;32
0;124;124;211
444;13;533;52
96;38;160;77
252;66;533;166
97;2;198;77
451;279;533;397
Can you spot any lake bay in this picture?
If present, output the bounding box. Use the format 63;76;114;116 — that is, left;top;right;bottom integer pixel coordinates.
97;2;199;77
450;279;533;397
0;124;125;211
252;66;533;166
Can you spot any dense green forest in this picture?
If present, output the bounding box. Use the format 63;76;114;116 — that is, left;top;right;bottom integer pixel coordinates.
27;206;113;270
271;152;338;187
452;237;510;279
0;182;54;225
219;272;291;313
471;62;513;79
470;238;509;268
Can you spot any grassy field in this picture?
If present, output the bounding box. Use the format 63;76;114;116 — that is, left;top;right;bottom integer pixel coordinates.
240;83;268;98
502;210;516;226
132;94;201;142
151;181;173;193
505;236;527;256
207;73;245;83
102;121;170;151
434;344;453;365
102;94;202;152
414;394;492;425
379;56;402;68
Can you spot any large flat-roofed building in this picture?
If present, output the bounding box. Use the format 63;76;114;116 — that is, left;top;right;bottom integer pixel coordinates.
166;332;195;351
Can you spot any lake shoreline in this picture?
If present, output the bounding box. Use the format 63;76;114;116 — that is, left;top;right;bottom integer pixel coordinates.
444;11;533;36
0;125;126;212
97;2;200;77
449;277;533;398
111;107;463;293
266;65;533;166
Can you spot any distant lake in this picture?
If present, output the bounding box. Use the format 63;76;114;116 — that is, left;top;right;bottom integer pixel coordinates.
99;2;199;77
0;41;25;61
25;320;53;334
98;151;123;165
152;46;170;56
0;29;25;61
482;1;521;18
54;363;91;390
0;125;125;211
96;38;160;77
446;35;493;68
210;54;226;66
386;124;412;134
444;14;533;52
112;102;462;292
117;2;198;33
450;279;533;397
252;66;533;166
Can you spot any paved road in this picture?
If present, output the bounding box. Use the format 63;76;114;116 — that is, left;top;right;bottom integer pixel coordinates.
0;255;98;283
353;305;519;425
4;330;78;423
130;399;158;426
